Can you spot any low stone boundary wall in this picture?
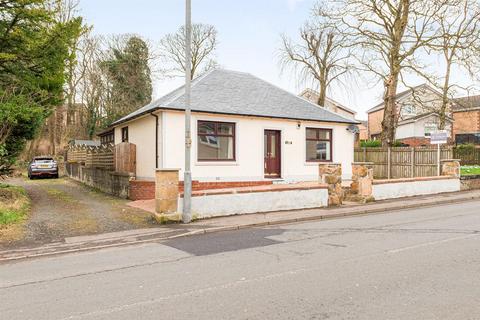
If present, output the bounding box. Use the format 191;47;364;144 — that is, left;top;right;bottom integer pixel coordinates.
460;175;480;190
372;176;461;200
130;179;274;201
66;163;134;199
177;184;329;219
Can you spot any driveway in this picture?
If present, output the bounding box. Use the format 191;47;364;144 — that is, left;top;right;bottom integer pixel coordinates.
0;177;154;249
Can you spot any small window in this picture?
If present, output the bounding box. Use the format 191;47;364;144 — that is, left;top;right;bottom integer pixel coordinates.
197;121;235;161
121;127;129;142
401;104;416;117
306;128;332;162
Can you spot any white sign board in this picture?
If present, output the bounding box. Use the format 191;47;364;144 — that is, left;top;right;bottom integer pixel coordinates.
430;131;448;145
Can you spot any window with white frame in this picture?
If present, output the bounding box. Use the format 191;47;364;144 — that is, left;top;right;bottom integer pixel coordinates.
401;104;416;117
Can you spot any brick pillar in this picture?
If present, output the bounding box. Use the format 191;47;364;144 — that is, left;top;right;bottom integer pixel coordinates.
319;163;343;206
155;169;179;214
351;162;374;198
441;159;461;178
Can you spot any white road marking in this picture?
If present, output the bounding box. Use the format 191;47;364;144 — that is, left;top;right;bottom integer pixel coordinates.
387;233;479;254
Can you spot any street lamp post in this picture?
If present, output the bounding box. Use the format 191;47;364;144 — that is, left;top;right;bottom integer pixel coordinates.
183;0;192;223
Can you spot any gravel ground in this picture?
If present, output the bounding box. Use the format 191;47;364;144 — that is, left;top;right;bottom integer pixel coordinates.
0;177;155;249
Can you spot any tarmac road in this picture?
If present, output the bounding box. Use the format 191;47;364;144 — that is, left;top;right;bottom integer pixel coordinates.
1;200;480;319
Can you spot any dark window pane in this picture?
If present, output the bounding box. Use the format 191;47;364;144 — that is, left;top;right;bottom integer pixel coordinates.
198;122;215;134
306;128;317;139
198;136;234;160
318;130;330;140
306;141;331;161
217;123;234;135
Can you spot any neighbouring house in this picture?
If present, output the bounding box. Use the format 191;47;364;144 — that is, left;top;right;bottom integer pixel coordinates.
299;88;367;142
453;95;480;144
367;84;454;146
107;69;358;192
299;88;357;120
358;120;368;141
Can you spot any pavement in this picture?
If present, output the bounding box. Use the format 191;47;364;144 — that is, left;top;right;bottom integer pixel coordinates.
1;189;479;262
1;199;479;319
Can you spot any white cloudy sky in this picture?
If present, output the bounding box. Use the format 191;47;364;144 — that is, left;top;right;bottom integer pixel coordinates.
78;0;477;120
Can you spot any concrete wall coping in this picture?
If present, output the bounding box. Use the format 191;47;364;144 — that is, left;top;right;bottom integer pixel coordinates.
352;162;374;165
373;176;457;185
460;175;480;180
441;159;461;162
179;183;328;198
318;162;342;165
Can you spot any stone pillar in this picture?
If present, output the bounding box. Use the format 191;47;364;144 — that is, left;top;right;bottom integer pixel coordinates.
319;163;343;206
441;159;461;178
154;169;180;223
351;162;374;198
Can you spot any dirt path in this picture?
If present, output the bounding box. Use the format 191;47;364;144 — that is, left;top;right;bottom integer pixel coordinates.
0;177;155;249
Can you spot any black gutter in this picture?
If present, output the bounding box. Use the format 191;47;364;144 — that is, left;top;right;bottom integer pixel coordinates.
151;113;159;169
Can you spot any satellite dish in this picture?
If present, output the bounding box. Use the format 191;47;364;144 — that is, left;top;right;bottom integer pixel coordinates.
346;125;360;134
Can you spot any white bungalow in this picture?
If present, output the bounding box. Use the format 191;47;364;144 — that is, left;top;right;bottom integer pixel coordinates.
106;69;358;183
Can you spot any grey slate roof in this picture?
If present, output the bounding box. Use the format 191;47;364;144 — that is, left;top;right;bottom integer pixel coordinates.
111;69;358;126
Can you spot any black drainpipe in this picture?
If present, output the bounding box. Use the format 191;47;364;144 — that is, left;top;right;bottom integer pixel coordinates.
151;113;159;168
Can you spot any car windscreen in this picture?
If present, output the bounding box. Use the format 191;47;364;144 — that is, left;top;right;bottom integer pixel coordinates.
33;158;54;163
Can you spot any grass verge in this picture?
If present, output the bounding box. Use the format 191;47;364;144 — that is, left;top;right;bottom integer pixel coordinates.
0;183;30;225
461;166;480;176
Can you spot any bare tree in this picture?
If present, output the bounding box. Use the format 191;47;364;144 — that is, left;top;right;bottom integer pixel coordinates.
279;5;353;106
159;23;217;79
426;0;480;129
76;33;109;139
334;0;447;146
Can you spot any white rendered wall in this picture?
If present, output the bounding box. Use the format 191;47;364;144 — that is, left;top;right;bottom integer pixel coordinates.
114;113;160;179
372;178;460;200
161;111;355;182
177;188;329;218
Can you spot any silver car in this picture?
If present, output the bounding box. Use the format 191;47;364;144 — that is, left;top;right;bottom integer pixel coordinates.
28;156;59;179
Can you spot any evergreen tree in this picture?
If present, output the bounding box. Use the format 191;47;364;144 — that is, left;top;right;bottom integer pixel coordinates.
102;36;152;124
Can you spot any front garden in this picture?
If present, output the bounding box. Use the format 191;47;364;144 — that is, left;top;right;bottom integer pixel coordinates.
461;166;480;176
0;183;30;225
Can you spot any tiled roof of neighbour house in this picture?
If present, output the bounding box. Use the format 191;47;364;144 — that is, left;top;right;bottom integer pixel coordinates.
298;88;357;115
366;84;442;114
453;95;480;111
110;69;358;127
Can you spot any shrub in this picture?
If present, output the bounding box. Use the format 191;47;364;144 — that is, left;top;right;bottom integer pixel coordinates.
360;140;381;148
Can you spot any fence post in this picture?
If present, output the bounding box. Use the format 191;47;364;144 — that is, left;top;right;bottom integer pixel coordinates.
437;144;441;176
363;147;367;162
387;147;391;179
411;147;415;178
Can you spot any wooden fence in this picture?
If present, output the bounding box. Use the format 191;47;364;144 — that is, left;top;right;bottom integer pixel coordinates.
67;144;115;170
354;147;454;179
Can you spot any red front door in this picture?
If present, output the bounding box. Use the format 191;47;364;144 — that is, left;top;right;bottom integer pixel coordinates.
264;130;281;178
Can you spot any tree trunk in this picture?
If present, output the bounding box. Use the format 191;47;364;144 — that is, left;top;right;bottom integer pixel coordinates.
317;83;327;107
380;73;400;147
439;60;452;130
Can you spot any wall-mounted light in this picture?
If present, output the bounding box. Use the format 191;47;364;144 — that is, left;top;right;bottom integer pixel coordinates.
297;121;301;129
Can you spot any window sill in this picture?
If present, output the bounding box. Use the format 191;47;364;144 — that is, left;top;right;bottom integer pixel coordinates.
304;161;333;166
195;161;239;166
